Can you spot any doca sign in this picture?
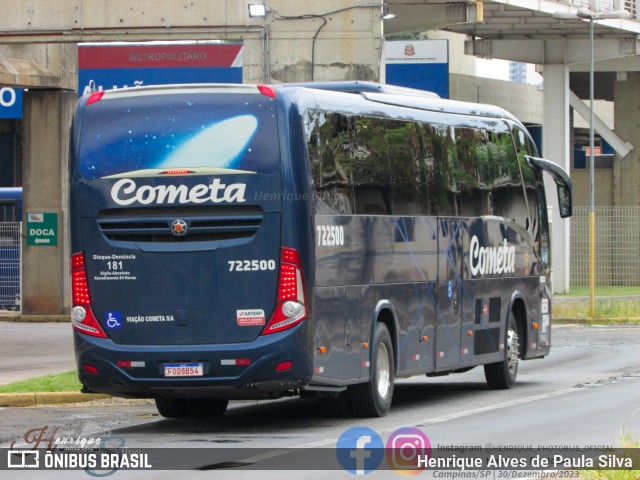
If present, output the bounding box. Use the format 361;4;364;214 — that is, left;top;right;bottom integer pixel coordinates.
26;213;58;246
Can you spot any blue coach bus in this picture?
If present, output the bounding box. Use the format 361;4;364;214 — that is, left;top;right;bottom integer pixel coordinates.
69;82;572;418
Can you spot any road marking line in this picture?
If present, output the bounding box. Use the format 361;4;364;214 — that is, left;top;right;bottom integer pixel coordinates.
297;387;583;449
413;387;582;428
221;448;290;465
227;388;586;468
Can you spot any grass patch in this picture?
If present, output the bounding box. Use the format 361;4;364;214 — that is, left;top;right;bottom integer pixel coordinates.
554;298;640;320
578;434;640;480
556;287;640;319
558;287;640;297
0;370;81;394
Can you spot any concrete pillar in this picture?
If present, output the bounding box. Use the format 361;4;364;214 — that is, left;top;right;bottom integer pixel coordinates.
266;1;383;83
22;90;76;315
542;63;571;293
612;72;640;287
613;72;640;206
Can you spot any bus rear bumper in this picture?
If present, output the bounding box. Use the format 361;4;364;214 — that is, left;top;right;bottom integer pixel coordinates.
73;324;313;400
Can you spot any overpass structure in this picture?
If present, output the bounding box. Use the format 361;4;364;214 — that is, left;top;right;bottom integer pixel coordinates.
0;0;639;313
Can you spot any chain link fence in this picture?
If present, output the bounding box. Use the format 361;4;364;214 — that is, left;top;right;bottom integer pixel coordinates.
565;207;640;319
0;222;21;311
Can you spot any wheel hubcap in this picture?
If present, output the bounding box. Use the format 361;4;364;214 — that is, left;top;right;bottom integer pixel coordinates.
376;342;391;399
506;326;519;375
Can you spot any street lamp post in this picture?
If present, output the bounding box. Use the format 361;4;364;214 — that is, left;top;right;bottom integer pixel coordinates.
586;11;596;319
553;7;630;317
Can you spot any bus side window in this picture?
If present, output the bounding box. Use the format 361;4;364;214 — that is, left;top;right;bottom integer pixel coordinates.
352;116;390;215
422;124;455;216
421;124;446;215
513;127;541;238
386;119;426;216
455;127;491;217
489;131;531;228
305;110;321;186
308;111;355;215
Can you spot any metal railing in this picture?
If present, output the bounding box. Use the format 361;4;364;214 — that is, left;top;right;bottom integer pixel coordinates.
0;222;21;311
556;0;640;18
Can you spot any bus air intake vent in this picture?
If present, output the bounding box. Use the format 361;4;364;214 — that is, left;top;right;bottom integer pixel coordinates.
97;214;262;244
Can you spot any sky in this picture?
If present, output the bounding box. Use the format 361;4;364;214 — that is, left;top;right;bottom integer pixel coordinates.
476;58;543;85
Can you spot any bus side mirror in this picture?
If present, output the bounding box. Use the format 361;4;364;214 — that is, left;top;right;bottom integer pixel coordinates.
556;180;572;219
525;156;573;218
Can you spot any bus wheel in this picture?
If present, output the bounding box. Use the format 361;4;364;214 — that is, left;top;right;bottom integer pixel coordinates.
484;312;520;389
347;322;394;417
155;398;228;418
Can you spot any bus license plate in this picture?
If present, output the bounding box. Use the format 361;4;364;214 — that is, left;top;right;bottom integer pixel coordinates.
164;363;203;377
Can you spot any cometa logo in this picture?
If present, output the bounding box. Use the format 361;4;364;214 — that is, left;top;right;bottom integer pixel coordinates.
469;235;516;276
111;178;247;206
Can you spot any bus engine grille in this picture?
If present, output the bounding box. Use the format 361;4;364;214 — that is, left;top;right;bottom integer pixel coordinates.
97;214;263;244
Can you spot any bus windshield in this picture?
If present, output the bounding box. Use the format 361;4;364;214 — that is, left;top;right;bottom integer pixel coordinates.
78;92;279;179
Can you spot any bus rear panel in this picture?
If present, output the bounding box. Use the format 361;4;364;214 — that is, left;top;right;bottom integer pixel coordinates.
70;86;314;400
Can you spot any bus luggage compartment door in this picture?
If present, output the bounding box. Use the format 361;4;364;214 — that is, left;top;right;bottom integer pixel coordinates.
435;218;464;369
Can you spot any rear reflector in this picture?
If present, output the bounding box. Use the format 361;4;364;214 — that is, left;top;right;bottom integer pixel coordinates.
83;365;100;375
116;361;146;368
275;361;293;372
221;359;251;366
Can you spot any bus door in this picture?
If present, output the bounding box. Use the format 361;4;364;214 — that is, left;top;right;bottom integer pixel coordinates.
435;218;464;369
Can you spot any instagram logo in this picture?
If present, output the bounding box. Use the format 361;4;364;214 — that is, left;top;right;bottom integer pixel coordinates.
385;427;431;476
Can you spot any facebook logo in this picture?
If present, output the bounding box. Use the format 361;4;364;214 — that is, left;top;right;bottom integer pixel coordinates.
336;427;384;475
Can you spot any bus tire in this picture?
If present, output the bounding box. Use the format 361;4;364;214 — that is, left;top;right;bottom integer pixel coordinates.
155;398;228;418
484;312;519;389
347;322;394;417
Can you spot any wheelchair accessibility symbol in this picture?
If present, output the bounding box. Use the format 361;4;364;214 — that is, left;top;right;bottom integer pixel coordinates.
105;311;123;329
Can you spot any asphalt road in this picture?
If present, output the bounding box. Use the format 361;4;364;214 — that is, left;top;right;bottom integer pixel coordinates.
0;322;75;385
1;324;639;479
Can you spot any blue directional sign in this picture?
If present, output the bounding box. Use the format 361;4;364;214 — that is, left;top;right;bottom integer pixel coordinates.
0;86;23;119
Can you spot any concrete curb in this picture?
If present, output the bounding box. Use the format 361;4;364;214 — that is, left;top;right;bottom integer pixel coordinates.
554;318;590;325
0;392;110;407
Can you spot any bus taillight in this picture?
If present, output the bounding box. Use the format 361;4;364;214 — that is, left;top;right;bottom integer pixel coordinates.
262;247;307;335
71;252;108;338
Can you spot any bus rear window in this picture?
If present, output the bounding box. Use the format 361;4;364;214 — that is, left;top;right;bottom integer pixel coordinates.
78;92;279;179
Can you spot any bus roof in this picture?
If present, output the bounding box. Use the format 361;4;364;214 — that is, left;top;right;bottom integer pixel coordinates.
274;81;519;122
277;81;440;99
83;81;519;124
360;91;519;122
